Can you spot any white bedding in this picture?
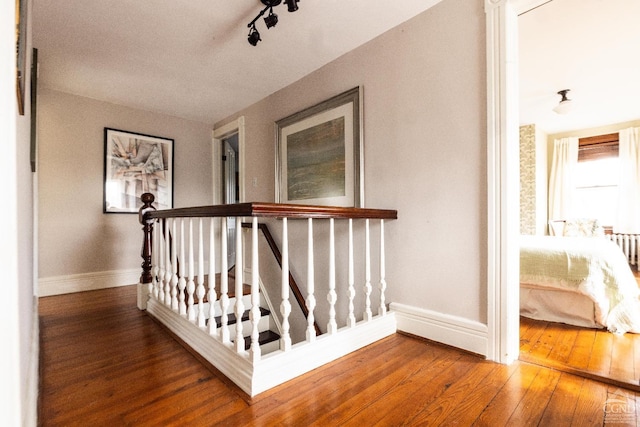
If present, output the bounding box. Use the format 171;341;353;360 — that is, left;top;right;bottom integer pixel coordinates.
520;235;640;334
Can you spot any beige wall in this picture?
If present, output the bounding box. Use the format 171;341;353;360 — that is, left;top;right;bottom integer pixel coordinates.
38;89;213;279
216;0;488;323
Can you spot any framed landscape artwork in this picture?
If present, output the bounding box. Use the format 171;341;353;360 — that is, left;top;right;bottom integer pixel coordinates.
103;128;174;213
276;86;363;207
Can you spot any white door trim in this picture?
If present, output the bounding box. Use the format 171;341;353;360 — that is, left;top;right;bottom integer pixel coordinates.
485;0;548;363
212;116;246;203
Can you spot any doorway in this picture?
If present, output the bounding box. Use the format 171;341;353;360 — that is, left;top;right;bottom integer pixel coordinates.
514;0;640;389
212;116;246;275
222;133;239;268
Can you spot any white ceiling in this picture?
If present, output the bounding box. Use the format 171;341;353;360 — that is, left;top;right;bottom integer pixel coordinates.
33;0;640;132
519;0;640;134
32;0;443;125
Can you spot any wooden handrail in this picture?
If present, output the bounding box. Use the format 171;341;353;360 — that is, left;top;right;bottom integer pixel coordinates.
144;201;398;221
241;222;322;336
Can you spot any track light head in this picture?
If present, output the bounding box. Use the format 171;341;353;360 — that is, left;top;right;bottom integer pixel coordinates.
264;8;278;29
248;25;261;46
284;0;299;12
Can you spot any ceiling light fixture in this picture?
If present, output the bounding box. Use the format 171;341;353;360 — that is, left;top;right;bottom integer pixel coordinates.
247;0;300;46
553;89;573;115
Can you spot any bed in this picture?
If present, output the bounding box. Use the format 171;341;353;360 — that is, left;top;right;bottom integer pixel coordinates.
520;235;640;334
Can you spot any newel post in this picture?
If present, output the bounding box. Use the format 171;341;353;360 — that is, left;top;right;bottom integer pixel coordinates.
138;192;156;310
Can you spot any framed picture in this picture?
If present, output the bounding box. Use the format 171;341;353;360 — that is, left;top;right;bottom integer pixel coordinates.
276;86;363;207
103;128;174;213
16;0;27;115
30;48;38;172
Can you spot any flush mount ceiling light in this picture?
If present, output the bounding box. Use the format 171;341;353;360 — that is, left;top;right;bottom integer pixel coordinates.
553;89;573;115
247;0;300;46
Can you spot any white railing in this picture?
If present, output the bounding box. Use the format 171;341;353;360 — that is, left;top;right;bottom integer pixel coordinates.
137;193;398;396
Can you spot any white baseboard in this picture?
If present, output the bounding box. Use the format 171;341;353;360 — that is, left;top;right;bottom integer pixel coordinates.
23;297;39;427
391;302;488;357
38;269;140;296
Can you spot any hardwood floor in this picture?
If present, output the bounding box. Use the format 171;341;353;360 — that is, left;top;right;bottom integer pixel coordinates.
520;316;639;391
519;269;640;392
39;286;640;426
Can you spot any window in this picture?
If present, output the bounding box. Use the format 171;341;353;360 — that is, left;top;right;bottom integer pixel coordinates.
573;133;619;227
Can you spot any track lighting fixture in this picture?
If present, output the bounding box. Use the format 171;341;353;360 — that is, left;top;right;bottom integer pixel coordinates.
247;0;300;46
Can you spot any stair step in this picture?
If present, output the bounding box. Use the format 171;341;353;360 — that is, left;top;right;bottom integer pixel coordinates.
214;307;270;328
243;330;281;351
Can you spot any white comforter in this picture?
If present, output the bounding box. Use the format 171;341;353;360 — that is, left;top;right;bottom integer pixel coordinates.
520;235;640;334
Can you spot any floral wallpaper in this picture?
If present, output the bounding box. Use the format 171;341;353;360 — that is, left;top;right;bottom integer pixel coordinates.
520;124;537;235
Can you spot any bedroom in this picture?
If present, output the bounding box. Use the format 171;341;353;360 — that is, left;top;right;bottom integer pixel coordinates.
518;0;640;388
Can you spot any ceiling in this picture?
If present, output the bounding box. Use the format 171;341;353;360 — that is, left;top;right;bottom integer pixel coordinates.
33;0;640;133
32;0;443;125
519;0;640;134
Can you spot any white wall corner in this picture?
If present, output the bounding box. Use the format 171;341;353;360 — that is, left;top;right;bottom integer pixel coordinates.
24;297;39;427
390;302;488;357
38;269;140;297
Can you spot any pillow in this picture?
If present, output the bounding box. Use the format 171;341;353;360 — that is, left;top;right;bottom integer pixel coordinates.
563;218;604;237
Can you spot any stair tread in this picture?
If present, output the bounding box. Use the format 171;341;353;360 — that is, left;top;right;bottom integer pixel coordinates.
214;307;270;328
243;330;281;350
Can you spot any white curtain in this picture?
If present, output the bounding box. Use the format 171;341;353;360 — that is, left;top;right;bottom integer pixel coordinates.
615;127;640;234
548;137;579;221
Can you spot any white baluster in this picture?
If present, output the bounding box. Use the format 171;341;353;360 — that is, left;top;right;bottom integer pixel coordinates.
234;217;245;352
154;219;162;301
163;219;171;305
306;218;316;342
327;218;337;334
280;218;292;351
363;219;372;322
249;217;261;362
170;219;179;310
177;219;186;314
220;217;231;343
196;218;206;327
378;219;387;316
208;217;218;336
187;219;196;322
347;219;356;327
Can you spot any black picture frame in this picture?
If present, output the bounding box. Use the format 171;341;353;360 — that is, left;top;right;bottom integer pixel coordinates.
103;128;174;213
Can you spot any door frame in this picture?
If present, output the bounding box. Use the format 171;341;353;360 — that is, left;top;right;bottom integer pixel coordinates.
212;116;246;204
485;0;548;363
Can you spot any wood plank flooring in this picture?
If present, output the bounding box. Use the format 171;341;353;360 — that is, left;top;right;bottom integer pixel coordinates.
39;286;640;426
520;316;640;391
519;270;640;392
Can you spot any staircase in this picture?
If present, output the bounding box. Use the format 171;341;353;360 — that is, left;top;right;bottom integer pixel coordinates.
137;196;398;396
202;271;281;354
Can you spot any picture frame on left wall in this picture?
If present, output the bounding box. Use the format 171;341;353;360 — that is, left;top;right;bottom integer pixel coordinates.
103;128;174;213
16;0;27;115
